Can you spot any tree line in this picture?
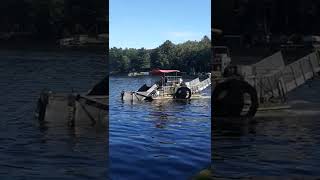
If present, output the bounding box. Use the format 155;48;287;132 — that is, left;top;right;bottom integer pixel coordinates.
109;36;211;74
214;0;320;35
0;0;107;41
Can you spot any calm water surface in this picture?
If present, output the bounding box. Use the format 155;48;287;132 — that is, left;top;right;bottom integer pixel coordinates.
0;50;108;179
213;79;320;179
109;76;211;180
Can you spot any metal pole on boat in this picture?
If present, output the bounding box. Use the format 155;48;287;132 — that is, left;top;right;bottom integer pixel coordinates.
162;74;164;97
176;72;177;84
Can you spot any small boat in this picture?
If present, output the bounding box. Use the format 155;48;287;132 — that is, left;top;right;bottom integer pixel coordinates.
128;71;150;77
121;69;211;102
35;77;108;129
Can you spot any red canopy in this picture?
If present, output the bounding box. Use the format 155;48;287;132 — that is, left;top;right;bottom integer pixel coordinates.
151;69;180;75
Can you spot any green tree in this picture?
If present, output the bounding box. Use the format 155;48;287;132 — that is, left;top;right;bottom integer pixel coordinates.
109;36;211;74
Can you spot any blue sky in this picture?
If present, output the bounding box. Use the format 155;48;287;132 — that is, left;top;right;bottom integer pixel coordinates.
110;0;211;49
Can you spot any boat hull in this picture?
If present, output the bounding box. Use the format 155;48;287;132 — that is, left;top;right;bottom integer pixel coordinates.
121;91;148;102
36;92;108;132
121;91;210;102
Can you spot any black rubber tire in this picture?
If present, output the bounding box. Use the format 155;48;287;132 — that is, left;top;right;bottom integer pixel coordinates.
174;87;192;99
212;79;258;118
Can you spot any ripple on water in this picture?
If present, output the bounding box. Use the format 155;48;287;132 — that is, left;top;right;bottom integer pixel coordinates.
0;51;108;180
109;76;211;180
213;79;320;178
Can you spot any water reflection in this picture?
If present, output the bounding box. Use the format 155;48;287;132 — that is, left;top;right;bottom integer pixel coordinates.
38;116;108;139
37;123;108;179
213;117;257;137
0;50;108;179
213;106;320;178
149;100;191;128
110;76;211;180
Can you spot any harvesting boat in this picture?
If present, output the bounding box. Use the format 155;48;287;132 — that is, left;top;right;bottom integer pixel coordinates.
211;46;320;118
35;77;108;128
121;69;211;102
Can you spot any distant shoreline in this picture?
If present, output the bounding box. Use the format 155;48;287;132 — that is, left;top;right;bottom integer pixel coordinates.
0;40;107;53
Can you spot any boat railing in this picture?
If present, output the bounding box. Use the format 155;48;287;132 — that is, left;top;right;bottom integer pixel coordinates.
245;50;320;104
186;77;211;93
165;76;182;83
165;76;182;78
159;85;176;96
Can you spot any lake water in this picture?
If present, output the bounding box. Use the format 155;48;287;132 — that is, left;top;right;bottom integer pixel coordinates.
0;50;108;179
213;78;320;179
4;49;318;179
109;76;211;179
